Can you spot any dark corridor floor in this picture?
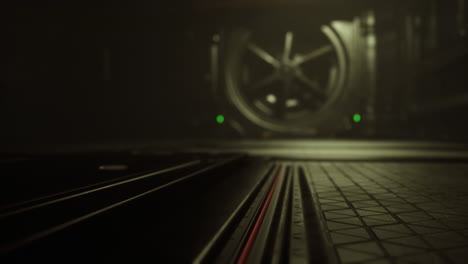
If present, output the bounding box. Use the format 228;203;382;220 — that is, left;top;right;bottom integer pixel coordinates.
302;161;468;264
1;141;468;264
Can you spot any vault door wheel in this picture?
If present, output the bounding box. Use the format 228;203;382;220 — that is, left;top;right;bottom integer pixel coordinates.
225;24;348;133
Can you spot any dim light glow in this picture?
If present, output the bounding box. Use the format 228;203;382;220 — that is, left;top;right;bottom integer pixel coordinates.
353;113;362;123
216;114;225;124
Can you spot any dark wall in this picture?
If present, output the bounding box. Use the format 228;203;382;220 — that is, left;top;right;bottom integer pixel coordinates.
373;0;468;141
1;2;208;149
2;1;468;150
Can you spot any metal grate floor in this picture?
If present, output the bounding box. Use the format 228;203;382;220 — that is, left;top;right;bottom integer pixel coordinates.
2;154;468;264
306;162;468;264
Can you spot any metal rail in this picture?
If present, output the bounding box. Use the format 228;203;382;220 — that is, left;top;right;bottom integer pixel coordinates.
1;156;242;254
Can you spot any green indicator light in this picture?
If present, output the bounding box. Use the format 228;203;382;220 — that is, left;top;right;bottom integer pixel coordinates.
353;113;362;123
216;114;225;124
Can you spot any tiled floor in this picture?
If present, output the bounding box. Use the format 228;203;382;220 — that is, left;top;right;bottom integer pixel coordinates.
305;162;468;264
